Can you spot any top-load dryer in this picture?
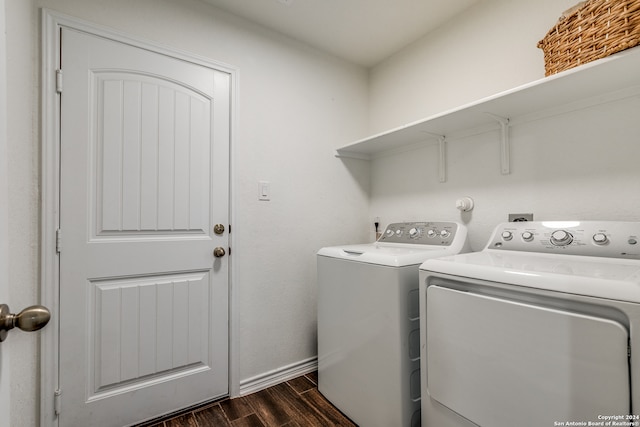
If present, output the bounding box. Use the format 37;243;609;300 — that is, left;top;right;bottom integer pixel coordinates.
317;221;469;427
419;221;640;427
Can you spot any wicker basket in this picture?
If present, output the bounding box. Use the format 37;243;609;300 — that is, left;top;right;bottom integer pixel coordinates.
537;0;640;75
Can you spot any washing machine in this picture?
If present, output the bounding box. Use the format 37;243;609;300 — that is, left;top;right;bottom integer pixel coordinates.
419;221;640;427
317;221;470;427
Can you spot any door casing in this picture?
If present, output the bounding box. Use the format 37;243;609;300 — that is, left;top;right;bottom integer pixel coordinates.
0;0;10;420
40;9;239;426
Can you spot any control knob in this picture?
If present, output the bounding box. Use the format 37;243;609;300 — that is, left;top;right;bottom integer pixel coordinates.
427;229;437;238
592;233;609;245
521;231;534;242
409;227;421;239
501;231;513;241
385;229;394;237
550;230;573;246
440;230;450;238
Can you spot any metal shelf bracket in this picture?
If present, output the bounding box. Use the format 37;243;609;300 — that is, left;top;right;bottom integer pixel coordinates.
485;113;510;175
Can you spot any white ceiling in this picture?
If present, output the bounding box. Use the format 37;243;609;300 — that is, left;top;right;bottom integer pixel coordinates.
201;0;481;67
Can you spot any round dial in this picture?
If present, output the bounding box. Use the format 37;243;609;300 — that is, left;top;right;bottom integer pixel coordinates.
521;231;534;242
592;233;608;245
427;229;437;238
385;229;394;237
409;227;421;239
440;230;450;238
395;229;403;237
550;230;573;246
501;231;513;241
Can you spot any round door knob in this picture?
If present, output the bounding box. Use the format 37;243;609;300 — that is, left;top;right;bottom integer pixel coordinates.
213;224;225;235
0;304;51;342
550;230;573;246
213;247;226;258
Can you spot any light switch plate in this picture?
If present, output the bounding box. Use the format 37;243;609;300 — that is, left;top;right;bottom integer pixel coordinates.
258;181;270;201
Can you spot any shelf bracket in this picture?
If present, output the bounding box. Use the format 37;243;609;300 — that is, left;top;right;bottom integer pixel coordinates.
334;150;371;160
422;132;447;183
485;113;510;175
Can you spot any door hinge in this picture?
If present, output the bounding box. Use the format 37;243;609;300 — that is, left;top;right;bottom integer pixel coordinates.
56;229;62;253
54;389;62;416
56;69;63;93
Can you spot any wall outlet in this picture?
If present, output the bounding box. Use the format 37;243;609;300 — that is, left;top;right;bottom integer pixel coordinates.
509;213;534;222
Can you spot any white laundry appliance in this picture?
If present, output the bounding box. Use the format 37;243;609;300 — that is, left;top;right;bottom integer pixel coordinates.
419;221;640;427
317;221;470;427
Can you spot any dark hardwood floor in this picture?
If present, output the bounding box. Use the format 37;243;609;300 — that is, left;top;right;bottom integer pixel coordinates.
135;372;357;427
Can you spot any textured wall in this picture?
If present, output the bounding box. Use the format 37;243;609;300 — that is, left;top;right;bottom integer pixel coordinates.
368;0;579;132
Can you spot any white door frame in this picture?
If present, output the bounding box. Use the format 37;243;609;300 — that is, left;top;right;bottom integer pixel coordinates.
0;0;11;420
40;9;239;425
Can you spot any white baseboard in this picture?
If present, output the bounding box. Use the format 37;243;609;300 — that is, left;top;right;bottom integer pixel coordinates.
238;356;318;396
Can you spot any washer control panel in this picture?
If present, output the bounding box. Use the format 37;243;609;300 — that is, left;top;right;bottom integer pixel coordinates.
488;221;640;259
378;222;459;246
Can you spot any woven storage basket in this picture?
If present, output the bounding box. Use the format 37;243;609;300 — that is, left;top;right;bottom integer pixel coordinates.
537;0;640;75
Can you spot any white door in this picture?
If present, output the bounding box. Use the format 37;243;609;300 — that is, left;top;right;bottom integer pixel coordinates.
0;0;10;419
59;28;230;426
427;285;629;427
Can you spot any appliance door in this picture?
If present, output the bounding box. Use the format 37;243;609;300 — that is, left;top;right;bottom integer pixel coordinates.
427;284;630;427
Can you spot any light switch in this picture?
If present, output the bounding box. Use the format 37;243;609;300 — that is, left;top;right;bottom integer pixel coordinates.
258;180;270;201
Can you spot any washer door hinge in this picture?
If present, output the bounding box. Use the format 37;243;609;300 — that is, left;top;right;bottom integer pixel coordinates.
56;69;63;93
56;228;62;253
54;388;62;416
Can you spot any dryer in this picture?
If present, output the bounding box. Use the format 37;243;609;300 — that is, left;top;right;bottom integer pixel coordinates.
317;221;469;427
419;221;640;427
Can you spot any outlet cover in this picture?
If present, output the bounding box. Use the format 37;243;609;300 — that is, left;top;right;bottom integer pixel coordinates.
509;213;534;222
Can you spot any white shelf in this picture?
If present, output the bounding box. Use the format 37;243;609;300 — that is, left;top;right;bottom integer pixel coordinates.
336;47;640;163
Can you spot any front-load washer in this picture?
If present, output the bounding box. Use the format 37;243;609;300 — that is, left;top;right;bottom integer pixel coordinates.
419;221;640;427
317;221;469;427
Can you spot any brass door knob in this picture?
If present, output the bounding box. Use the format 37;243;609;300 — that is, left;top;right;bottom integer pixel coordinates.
0;304;51;342
213;247;226;258
214;224;225;235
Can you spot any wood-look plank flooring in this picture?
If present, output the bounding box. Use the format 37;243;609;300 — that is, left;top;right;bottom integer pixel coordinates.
135;372;357;427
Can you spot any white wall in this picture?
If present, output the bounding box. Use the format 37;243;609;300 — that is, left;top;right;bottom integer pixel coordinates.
369;0;578;132
7;0;370;423
367;0;640;250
